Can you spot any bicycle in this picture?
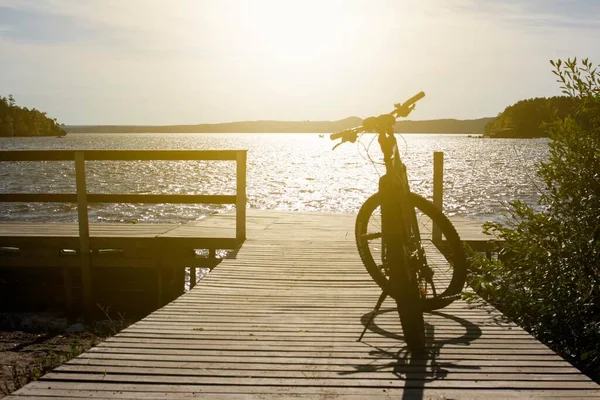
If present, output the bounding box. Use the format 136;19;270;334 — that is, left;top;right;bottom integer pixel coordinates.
330;92;468;352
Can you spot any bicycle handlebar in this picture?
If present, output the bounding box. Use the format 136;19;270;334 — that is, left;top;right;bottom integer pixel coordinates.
330;127;360;141
329;91;425;143
398;91;425;113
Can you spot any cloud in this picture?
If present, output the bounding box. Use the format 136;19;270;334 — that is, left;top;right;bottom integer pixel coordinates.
0;0;201;55
0;5;106;45
1;0;600;124
454;0;600;29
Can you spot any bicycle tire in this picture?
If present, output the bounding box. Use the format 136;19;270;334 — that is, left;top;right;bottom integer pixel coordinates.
355;192;468;310
395;276;426;352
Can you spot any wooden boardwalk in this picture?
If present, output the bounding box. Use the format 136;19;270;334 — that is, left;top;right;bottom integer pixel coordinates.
0;222;237;268
6;211;600;399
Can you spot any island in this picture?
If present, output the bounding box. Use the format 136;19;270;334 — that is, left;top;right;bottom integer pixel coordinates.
484;96;576;138
0;95;66;137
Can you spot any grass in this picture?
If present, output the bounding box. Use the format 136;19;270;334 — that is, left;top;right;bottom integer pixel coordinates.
1;339;85;395
0;304;136;397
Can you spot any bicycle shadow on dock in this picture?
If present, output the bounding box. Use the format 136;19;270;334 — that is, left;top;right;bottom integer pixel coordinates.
340;308;483;399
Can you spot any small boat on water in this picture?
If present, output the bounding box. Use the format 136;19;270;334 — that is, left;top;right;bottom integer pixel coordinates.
318;134;324;138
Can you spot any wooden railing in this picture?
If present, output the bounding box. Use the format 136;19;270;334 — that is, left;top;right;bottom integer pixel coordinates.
0;150;247;314
432;151;444;244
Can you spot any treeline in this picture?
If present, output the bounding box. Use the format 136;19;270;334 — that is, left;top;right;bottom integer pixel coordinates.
66;117;363;134
395;118;492;134
0;95;66;137
484;96;577;138
66;117;493;134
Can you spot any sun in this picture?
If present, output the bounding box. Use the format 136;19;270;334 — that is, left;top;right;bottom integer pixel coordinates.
228;1;354;73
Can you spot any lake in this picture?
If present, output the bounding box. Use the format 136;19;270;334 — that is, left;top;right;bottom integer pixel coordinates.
0;133;548;224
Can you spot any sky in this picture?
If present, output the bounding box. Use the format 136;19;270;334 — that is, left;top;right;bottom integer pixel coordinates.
1;0;600;125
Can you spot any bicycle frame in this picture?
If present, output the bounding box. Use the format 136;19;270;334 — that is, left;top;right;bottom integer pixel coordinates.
333;93;468;347
377;129;428;298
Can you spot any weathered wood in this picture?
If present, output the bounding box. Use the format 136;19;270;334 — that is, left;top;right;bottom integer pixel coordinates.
0;193;77;203
86;194;236;205
5;211;598;399
15;381;600;400
0;149;247;257
172;266;185;299
62;267;74;312
156;267;164;308
0;149;242;161
75;151;93;316
236;150;247;242
432;151;443;244
0;193;236;205
189;267;197;289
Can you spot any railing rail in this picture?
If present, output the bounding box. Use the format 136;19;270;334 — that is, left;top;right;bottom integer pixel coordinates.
0;149;243;161
0;150;247;236
0;149;247;315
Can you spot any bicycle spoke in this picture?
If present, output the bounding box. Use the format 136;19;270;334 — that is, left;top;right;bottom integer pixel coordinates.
362;232;382;240
356;192;467;313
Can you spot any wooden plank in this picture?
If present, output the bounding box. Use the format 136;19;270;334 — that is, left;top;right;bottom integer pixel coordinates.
87;194;237;204
432;151;443;244
156;237;238;249
0;149;243;161
4;211;599;399
82;150;242;161
236;150;246;242
0;194;237;205
75;151;93;316
189;267;197;289
31;371;595;389
14;381;600;399
64;357;581;372
0;193;77;203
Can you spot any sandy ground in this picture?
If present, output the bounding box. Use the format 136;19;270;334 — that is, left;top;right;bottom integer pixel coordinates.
0;330;100;397
0;313;127;398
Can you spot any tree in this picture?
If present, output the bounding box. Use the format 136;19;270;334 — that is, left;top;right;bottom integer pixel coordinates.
484;96;577;137
0;94;66;137
468;58;600;380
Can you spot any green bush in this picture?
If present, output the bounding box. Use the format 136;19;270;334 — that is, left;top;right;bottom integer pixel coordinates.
468;58;600;380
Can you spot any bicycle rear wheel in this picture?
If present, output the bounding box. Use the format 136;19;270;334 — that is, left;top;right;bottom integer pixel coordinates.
355;192;468;311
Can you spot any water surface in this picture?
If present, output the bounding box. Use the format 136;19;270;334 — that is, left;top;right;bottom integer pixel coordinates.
0;133;548;223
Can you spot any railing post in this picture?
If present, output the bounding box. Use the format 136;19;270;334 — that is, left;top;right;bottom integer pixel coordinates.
190;267;197;289
75;152;93;317
432;151;444;245
236;151;247;243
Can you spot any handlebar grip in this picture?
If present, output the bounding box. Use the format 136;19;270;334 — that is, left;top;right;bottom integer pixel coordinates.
330;129;353;141
403;91;425;108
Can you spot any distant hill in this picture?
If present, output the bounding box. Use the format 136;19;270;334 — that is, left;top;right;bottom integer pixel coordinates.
66;117;363;134
66;117;493;134
395;118;492;134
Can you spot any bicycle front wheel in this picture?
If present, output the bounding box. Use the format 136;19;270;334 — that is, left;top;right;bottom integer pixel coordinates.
355;192;468;310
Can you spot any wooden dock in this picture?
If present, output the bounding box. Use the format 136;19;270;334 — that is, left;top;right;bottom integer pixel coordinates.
5;210;599;399
0;149;247;314
0;221;239;312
